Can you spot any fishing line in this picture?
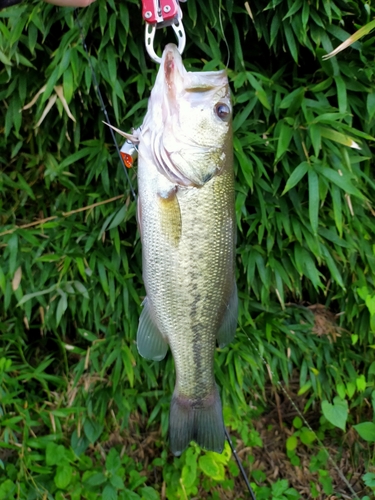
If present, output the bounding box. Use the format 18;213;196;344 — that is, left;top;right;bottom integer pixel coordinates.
218;0;230;68
225;428;257;499
75;10;137;201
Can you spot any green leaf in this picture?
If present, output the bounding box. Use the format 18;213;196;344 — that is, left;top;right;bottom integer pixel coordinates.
140;486;160;500
309;124;321;157
319;126;361;150
346;382;356;399
17;285;57;306
108;204;127;230
246;73;271;109
367;93;375;121
308;169;319;235
199;454;225;481
330;184;343;236
56;292;68;326
321;398;348;431
110;474;125;490
299;428;316;446
276;122;294;161
366;295;375;316
181;449;197;488
7;233;18;276
323;19;375;59
102;484;117;500
317;165;365;199
286;435;297;451
334;76;347;114
272;479;289;496
46;443;67;466
284;23;298;63
293;417;303;429
279;87;304;110
356;374;366;392
363;472;375;488
368;361;375;376
85;472;107;486
0;50;12;66
106;448;121;474
282;161;308;195
255;89;271;110
353;422;375;442
0;479;16;498
54;465;73;489
321;246;345;289
83;418;103;444
63;67;74;104
123;491;141;500
74;281;89;299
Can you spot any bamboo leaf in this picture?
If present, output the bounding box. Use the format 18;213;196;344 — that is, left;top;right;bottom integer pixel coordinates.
309;124;321;157
108;204;127;230
319;127;361;150
323;19;375;60
17;286;58;307
56;293;68;326
284;23;298;63
54;85;76;123
282;161;308;195
276;122;294;160
367;93;375;121
317;165;365;199
321;246;345;289
334;76;347;114
308;170;319;235
331;184;343;237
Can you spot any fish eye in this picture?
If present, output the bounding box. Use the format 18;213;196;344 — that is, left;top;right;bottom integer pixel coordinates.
214;103;231;122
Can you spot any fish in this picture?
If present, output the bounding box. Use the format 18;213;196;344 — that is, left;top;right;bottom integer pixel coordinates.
134;43;237;456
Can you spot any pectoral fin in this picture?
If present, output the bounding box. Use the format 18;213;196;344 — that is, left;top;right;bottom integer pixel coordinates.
137;298;168;361
157;187;181;247
216;283;238;348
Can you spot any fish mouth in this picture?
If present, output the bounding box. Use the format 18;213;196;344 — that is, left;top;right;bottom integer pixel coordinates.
161;43;228;97
162;44;186;103
164;49;176;86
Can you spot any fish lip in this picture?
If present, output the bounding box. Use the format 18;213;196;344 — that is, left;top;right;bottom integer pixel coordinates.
162;43;186;91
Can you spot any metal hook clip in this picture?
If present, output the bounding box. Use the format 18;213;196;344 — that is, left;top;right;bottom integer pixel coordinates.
145;19;185;64
142;0;186;64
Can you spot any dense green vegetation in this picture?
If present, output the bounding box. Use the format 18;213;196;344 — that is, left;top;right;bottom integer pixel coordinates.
1;0;375;498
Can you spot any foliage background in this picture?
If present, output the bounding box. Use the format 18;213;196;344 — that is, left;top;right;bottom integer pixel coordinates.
1;0;375;498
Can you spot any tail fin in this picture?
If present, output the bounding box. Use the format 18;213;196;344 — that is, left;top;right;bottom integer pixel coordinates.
169;385;225;456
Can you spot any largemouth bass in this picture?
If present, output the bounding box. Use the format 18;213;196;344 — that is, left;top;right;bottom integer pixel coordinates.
136;44;237;456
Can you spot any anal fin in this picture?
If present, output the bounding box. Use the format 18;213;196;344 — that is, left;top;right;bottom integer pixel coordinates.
217;283;238;348
137;298;168;361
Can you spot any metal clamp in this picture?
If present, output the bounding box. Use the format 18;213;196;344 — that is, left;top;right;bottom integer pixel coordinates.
142;0;186;64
